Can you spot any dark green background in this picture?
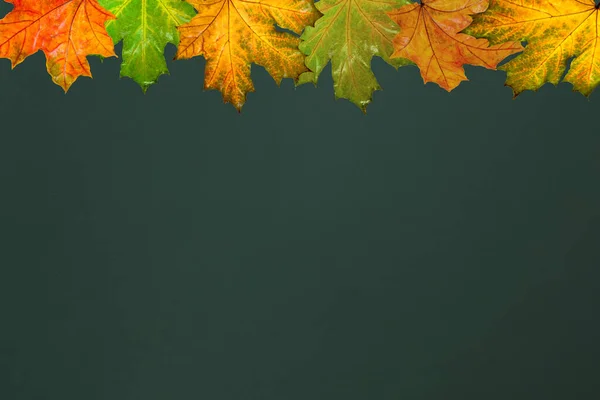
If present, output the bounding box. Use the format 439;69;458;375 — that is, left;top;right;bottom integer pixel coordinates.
1;3;599;398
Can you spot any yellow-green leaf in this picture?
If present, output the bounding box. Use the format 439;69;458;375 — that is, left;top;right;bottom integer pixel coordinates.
465;0;600;96
299;0;412;111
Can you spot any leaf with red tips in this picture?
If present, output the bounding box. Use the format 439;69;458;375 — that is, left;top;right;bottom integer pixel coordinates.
0;0;116;91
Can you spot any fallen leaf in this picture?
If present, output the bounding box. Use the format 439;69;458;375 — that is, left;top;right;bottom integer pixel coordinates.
299;0;412;112
464;0;600;96
175;0;320;111
100;0;196;91
0;0;116;91
388;0;522;91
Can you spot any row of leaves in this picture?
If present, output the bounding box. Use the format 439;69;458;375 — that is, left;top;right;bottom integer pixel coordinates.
0;0;598;111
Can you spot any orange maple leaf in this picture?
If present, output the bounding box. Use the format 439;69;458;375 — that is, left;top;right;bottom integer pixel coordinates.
388;0;522;91
175;0;320;111
0;0;116;91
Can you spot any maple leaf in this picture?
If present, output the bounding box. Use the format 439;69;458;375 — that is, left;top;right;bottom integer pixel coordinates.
298;0;413;112
0;0;116;91
464;0;600;96
99;0;196;92
174;0;321;111
387;0;522;91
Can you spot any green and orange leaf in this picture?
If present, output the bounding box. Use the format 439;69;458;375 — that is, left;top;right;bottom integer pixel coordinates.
175;0;321;111
298;0;412;112
388;0;522;91
464;0;600;96
0;0;116;91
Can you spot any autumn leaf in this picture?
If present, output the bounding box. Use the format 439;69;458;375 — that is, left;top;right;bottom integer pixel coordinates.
99;0;196;92
298;0;412;112
0;0;116;91
464;0;600;96
174;0;320;111
387;0;522;91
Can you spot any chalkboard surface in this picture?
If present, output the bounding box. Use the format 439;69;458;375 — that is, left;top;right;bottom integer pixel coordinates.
1;2;599;398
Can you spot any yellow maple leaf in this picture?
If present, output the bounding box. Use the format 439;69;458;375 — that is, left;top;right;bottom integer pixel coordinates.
465;0;600;96
175;0;321;111
388;0;522;91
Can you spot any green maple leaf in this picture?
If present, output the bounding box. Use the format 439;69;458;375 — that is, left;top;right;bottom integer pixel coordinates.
298;0;412;111
99;0;196;91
